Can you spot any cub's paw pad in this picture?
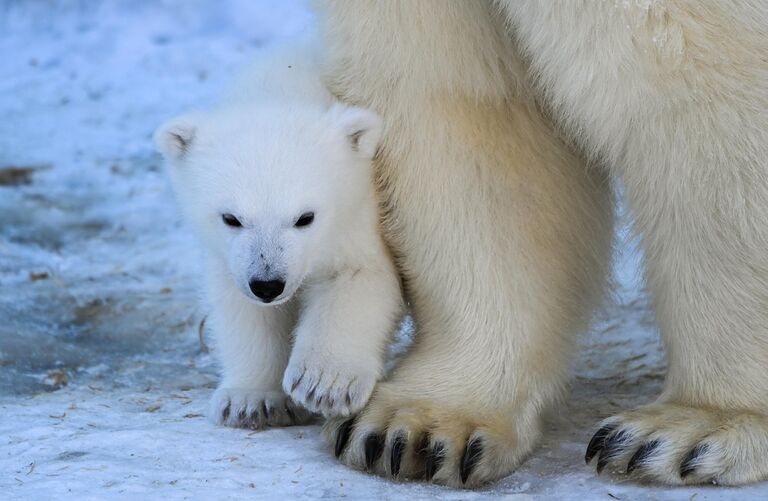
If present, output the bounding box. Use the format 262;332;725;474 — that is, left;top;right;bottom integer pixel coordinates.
323;389;536;488
209;387;313;429
585;403;768;485
283;360;377;418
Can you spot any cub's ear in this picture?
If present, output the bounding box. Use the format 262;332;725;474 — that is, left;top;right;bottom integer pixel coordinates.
153;113;204;162
328;103;383;160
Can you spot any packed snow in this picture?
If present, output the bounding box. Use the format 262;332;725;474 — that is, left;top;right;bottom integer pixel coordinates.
0;1;765;499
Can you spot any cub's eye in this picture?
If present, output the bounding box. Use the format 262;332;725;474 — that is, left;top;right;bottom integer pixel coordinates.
221;213;242;227
294;212;315;228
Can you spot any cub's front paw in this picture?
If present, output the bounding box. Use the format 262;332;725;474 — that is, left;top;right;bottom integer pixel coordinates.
209;387;314;429
283;356;378;418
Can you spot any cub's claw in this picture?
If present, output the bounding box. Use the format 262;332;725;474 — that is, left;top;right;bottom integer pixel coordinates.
209;388;312;429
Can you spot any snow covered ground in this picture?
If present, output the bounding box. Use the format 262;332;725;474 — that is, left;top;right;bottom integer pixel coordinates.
1;1;765;499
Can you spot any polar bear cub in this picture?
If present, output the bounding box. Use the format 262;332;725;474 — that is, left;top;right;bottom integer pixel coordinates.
154;41;403;427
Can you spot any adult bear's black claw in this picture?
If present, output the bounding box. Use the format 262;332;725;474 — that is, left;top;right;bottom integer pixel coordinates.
460;438;483;484
424;442;445;481
596;429;631;474
364;433;384;470
680;443;708;479
390;434;406;477
334;418;354;458
626;439;661;474
585;423;618;464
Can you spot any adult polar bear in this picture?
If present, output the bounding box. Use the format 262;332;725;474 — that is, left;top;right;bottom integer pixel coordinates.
316;0;768;488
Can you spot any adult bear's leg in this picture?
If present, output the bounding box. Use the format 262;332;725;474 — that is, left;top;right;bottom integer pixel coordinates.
316;0;613;487
502;0;768;485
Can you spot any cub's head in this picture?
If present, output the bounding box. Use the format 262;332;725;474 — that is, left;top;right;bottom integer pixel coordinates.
154;102;382;305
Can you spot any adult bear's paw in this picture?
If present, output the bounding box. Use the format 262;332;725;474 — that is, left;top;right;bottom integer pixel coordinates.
585;403;768;485
323;381;541;488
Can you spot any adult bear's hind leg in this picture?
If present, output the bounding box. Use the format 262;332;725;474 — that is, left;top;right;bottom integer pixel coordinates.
502;0;768;485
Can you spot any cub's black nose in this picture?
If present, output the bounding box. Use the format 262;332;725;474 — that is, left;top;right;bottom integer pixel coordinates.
249;279;285;303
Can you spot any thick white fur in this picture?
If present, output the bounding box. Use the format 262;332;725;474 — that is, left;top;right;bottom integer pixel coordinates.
317;0;768;488
501;0;768;485
316;0;613;487
154;41;403;425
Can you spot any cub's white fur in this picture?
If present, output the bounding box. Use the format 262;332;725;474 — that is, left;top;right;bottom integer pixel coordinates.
154;41;403;425
316;0;768;489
